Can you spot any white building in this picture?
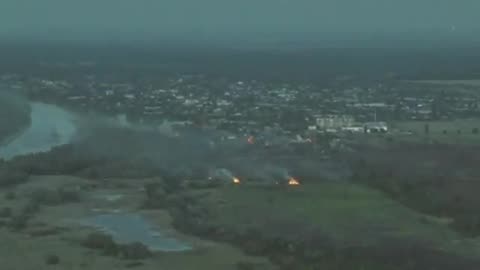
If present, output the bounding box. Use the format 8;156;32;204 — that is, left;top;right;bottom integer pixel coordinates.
315;115;355;130
364;122;388;133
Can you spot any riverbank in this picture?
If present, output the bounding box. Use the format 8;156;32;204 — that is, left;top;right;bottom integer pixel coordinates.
0;92;31;147
0;102;76;160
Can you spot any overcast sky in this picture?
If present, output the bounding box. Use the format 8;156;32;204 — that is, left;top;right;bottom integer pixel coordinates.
1;0;479;45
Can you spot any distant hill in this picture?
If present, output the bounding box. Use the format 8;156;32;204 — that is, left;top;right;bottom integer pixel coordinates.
0;92;31;145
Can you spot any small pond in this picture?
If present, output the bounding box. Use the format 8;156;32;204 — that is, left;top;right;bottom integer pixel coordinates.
82;213;192;252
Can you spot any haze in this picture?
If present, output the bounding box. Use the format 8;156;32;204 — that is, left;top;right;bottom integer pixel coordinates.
1;0;480;47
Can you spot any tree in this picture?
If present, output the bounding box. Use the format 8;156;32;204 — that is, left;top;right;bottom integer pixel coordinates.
45;254;60;265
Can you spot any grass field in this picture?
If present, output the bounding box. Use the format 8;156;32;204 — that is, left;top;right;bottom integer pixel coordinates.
0;229;273;270
0;175;275;270
200;182;480;257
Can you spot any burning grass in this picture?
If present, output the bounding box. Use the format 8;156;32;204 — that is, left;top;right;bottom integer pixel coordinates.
287;177;300;186
232;177;241;185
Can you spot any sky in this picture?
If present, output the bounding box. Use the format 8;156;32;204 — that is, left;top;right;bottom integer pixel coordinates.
1;0;479;47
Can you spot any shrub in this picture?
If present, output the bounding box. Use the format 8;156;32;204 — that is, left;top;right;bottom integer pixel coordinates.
125;261;144;268
4;191;16;200
0;207;12;218
30;187;81;206
29;226;64;237
119;242;153;260
0;167;29;187
30;188;62;205
45;254;60;265
8;214;30;231
57;187;81;203
21;199;41;216
142;182;166;209
236;261;257;270
83;232;119;256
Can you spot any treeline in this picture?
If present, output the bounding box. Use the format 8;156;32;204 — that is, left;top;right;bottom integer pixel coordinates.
0;126;206;187
0;144;161;183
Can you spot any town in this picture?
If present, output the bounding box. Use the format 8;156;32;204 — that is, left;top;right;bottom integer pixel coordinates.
3;72;480;148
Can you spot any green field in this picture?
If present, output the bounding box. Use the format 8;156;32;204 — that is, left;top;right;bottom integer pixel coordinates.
199;182;480;257
0;175;276;270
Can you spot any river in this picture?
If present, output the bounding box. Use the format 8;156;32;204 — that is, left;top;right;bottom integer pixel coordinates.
0;102;77;160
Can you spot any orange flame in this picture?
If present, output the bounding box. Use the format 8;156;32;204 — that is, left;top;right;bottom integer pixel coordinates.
233;177;241;184
288;178;300;186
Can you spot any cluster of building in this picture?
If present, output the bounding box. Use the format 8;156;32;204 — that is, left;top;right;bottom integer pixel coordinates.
1;72;479;144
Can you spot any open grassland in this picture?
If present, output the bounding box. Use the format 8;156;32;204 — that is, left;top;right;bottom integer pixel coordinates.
0;175;275;270
198;182;480;258
0;229;273;270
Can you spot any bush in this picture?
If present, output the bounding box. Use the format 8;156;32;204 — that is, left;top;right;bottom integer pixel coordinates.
30;189;62;205
45;254;60;265
163;175;183;193
0;207;12;218
119;242;153;260
236;261;257;270
142;182;166;209
30;187;81;206
57;187;81;203
28;226;64;237
21;199;41;216
83;232;119;256
82;233;152;260
8;214;30;231
0;167;29;187
4;191;16;200
125;261;144;268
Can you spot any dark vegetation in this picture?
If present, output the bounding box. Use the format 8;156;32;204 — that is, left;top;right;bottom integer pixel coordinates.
142;181;167;209
1;187;81;231
4;191;16;200
0;165;29;187
0;207;12;218
349;142;480;236
0;92;31;144
1;112;480;269
0;125;212;181
44;254;60;265
7;200;39;231
29;187;81;205
168;188;480;270
83;232;152;260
